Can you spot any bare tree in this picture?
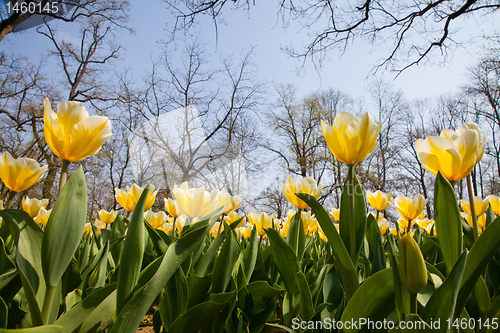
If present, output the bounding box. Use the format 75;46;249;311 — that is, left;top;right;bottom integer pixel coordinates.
127;40;265;197
0;0;129;42
365;79;407;192
163;0;500;72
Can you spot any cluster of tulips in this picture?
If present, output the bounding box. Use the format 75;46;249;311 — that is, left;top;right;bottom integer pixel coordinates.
0;99;500;332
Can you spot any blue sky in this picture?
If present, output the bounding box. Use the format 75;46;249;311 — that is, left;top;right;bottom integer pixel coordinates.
2;1;497;103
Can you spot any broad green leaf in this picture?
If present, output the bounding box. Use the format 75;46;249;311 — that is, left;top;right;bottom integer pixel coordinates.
296;193;358;300
242;281;284;315
212;228;239;294
249;298;276;333
421;252;467;332
341;268;395;333
365;213;385;275
0;297;6;329
4;210;46;327
110;212;220;333
166;291;235;333
339;173;367;264
187;274;212;309
485;204;495;228
0;325;62;332
144;221;168;255
296;272;314;321
286;210;305;260
115;185;150;314
194;231;225;277
242;228;259;283
434;172;462;274
55;283;116;333
41;167;87;288
159;268;188;330
0;210;20;253
0;238;16;290
265;228;299;295
455;216;500;318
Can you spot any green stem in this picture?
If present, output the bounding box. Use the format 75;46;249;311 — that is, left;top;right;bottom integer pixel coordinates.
41;285;57;324
4;190;16;209
466;174;479;241
348;165;356;261
58;159;70;194
410;292;418;314
172;217;177;238
407;219;412;235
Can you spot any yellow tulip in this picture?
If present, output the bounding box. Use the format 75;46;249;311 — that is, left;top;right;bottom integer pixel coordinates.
164;198;180;218
22;196;49;218
321;111;383;165
224;211;246;228
247;211;273;236
172;182;218;218
397;217;416;230
98;209;117;225
399;233;428;293
115;184;158;212
149;211;167;229
161;221;174;234
415;123;486;182
462;212;487;229
43;98;112;162
393;195;428;222
301;210;319;235
210;222;223;237
318;228;328;242
329;207;340;221
94;219;107;230
487;195;500;215
282;176;323;209
0;152;47;192
34;207;51;227
461;196;490;217
378;219;390;236
224;195;241;214
366;190;393;211
416;217;434;230
239;225;253;239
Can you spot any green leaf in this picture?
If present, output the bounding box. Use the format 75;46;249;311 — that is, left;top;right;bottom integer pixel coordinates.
0;238;16;291
434;171;463;274
339;172;367;264
296;193;359;300
264;228;299;295
115;185;150;314
212;228;239;294
187;274;212;309
295;272;314;321
365;213;385;275
341;268;395;333
421;252;467;331
159;268;188;331
455;216;500;318
242;228;259;283
194;231;225;277
41;167;87;288
0;297;7;329
144;220;168;255
166;291;236;333
286;210;305;260
0;325;63;332
242;281;284;315
55;283;116;333
5;210;46;326
110;213;220;333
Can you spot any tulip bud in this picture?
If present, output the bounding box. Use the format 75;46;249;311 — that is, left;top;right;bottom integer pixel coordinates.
399;233;428;294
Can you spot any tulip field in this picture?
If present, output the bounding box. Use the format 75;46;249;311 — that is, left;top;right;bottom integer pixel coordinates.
1;99;500;333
